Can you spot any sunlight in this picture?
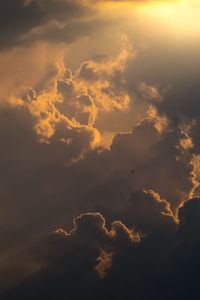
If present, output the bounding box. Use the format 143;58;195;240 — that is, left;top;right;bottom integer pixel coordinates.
136;1;200;35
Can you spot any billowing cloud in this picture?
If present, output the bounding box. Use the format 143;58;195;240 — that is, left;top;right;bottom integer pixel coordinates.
85;117;195;211
54;212;141;277
2;197;200;300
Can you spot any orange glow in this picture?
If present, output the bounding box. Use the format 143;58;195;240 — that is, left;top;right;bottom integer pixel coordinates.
134;1;200;36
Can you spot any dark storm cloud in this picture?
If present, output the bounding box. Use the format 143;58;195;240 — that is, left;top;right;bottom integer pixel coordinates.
2;197;200;300
63;38;197;205
0;0;96;50
155;78;200;155
0;0;43;50
0;83;198;297
51;212;140;255
83;118;194;212
125;190;176;235
0;104;99;280
104;197;200;300
1;212;141;299
177;198;200;241
0;101;195;292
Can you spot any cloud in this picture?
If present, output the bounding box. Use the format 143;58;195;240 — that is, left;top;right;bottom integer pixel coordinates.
3;44;102;152
1;0;200;297
177;197;200;242
87;117;195;211
55;48;131;131
1;0;198;52
2;197;200;300
0;0;98;50
0;212;142;299
0;103;196;297
53;212;141;280
0;0;43;50
75;49;130;113
125;189;176;234
0;104;101;292
53;212;141;260
0;56;197;292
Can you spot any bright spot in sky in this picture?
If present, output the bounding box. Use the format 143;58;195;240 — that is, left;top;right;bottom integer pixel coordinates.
135;1;200;36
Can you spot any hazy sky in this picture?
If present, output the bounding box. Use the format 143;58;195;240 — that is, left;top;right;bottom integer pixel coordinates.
1;1;200;299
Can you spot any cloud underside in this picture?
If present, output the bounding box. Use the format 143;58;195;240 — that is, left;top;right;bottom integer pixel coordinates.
2;197;200;299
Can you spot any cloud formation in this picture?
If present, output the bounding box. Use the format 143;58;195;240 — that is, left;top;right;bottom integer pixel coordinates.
1;0;200;298
2;197;200;300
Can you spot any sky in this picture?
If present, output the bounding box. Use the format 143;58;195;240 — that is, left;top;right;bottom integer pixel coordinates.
1;0;200;299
